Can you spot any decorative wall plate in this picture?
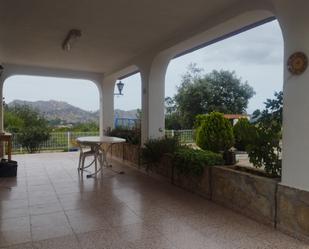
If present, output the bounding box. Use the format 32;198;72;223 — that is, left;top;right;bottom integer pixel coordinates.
287;52;308;75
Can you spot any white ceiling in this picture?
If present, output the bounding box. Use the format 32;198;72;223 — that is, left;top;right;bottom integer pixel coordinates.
0;0;260;74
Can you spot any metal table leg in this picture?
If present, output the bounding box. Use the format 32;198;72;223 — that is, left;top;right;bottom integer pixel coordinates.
86;143;124;178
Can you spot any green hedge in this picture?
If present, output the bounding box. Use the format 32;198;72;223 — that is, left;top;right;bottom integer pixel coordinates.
141;137;179;170
107;127;140;145
173;147;223;176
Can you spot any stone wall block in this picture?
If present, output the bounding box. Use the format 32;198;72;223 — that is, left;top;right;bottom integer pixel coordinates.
277;184;309;241
211;166;278;226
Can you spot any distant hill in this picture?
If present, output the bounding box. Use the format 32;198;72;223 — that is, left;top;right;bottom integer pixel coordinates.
8;100;138;125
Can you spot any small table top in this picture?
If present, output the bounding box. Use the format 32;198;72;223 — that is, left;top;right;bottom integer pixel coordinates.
0;132;12;139
76;136;126;144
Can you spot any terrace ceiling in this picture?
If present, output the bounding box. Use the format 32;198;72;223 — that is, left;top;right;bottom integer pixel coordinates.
0;0;272;74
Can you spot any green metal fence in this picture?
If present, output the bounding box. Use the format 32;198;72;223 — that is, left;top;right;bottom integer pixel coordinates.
11;130;194;154
12;132;99;153
165;129;195;144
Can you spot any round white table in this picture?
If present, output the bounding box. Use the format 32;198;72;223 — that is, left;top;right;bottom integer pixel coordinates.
76;136;126;178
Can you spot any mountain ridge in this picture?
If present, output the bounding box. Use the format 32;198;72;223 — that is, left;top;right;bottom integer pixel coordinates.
8;99;138;124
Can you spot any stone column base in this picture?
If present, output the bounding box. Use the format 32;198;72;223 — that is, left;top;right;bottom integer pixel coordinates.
277;184;309;242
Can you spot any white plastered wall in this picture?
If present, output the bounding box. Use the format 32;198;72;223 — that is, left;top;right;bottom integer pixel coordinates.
270;0;309;191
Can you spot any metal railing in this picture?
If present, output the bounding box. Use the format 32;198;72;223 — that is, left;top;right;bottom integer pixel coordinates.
114;118;140;129
11;129;195;154
12;132;99;153
165;129;195;144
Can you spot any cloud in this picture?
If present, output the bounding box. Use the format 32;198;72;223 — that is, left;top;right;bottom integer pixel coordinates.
166;20;284;113
198;20;283;65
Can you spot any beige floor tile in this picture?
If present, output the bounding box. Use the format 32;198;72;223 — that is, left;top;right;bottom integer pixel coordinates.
0;217;31;247
113;222;163;243
0;189;28;201
31;225;73;242
29;202;63;216
31;212;68;227
1;199;29;209
127;236;177;249
0;207;30;219
27;185;54;193
0;242;34;249
0;216;30;230
0;230;32;247
32;235;81;249
65;209;110;233
2;152;307;249
28;196;59;206
30;211;74;241
77;229;128;249
102;206;142;227
27;180;51;187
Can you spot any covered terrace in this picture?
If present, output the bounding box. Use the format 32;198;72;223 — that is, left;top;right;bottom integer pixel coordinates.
1;0;309;248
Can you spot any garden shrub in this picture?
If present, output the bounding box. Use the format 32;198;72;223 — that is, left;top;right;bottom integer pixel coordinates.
233;118;255;151
246;126;281;177
246;91;283;177
173;147;223;176
195;112;234;153
107;127;140;145
141;137;179;171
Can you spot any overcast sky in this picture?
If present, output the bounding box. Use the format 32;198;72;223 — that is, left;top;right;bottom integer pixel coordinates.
4;20;283;114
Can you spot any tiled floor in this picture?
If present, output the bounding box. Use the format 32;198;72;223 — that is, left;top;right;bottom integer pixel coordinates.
0;152;308;249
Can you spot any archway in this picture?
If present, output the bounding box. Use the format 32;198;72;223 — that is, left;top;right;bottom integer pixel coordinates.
3;75;100;153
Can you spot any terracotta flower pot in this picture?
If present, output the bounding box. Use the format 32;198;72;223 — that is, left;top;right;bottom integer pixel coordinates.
223;151;236;165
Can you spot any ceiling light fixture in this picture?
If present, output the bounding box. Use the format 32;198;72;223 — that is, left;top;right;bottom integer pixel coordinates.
62;29;82;51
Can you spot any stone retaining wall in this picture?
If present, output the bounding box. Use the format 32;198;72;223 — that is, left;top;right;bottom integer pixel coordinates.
211;166;278;226
107;143;140;167
173;168;212;199
108;149;309;242
277;184;309;241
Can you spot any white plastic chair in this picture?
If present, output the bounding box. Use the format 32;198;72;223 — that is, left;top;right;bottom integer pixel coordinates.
77;143;99;172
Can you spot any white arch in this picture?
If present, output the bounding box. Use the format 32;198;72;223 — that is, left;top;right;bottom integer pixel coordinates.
0;64;104;133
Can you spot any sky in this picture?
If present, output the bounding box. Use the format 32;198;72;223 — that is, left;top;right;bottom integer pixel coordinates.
4;20;283;114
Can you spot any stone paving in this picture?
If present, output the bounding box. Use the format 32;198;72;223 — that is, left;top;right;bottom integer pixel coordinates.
0;152;308;249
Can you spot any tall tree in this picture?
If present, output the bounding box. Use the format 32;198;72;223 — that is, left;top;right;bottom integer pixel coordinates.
172;64;255;128
165;97;182;130
4;105;50;153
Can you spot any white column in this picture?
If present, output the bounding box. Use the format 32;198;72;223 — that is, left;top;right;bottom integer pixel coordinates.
99;76;116;137
0;77;3;133
273;0;309;191
138;54;171;145
0;75;4;159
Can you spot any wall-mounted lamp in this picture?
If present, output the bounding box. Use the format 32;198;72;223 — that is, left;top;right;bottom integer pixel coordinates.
114;81;124;95
0;65;3;76
62;29;82;51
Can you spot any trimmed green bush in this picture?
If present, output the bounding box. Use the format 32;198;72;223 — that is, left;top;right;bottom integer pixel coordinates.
195;112;234;153
233;118;255;151
141;137;179;171
173;147;223;176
